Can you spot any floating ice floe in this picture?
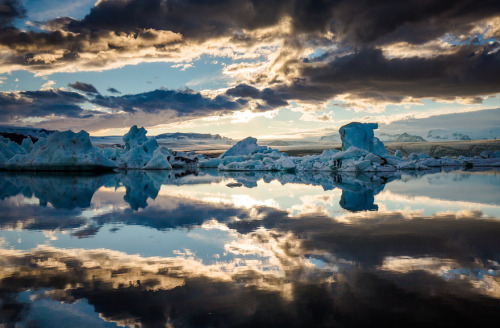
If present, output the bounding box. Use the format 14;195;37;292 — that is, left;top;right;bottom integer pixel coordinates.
197;122;500;172
1;122;499;171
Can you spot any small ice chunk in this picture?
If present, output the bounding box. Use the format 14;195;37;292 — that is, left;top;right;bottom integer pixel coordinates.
144;148;172;170
354;160;372;172
199;157;223;168
276;157;295;171
364;153;384;164
119;138;159;169
408;153;431;161
20;137;34;153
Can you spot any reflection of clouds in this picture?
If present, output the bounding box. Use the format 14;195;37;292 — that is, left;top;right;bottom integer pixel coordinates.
379;256;500;298
225;209;500;272
0;201;86;232
1;220;500;328
0;245;297;326
377;190;500;217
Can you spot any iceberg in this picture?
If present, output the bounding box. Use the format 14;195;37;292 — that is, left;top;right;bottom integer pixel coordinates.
144;148;173;170
5;130;117;171
339;122;388;156
221;137;269;157
198;121;493;173
2;122;497;172
123;125;148;151
118;138;159;169
116;126;198;170
0;136;27;168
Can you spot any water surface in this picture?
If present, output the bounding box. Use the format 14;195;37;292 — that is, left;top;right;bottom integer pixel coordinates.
1;168;499;327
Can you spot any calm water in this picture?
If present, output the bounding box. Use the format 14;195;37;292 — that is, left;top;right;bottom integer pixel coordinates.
0;168;499;327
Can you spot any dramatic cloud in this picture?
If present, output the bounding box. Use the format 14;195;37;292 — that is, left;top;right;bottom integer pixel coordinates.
231;43;500;108
0;89;88;120
0;0;25;28
0;0;500;126
226;84;288;108
91;88;242;115
0;86;248;127
0;0;498;73
68;81;99;94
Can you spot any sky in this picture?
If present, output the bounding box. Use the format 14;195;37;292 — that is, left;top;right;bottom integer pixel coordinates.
0;0;499;139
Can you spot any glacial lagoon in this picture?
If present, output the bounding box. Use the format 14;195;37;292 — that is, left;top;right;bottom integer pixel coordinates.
0;168;499;327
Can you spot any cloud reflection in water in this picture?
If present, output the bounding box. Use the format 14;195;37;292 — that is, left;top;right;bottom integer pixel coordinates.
0;169;499;327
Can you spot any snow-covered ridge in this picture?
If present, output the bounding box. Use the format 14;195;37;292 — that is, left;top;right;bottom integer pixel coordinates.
155;132;230;141
427;129;471;141
1;123;499;171
379;133;427;142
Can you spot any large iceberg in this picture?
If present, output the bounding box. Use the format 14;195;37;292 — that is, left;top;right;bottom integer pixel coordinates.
116;125;196;170
1;122;498;172
5;130;117;171
339;122;387;156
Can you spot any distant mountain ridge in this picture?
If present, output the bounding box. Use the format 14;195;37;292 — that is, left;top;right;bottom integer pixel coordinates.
319;134;341;142
379;133;427;142
155;132;231;141
320;132;426;143
427;129;471;141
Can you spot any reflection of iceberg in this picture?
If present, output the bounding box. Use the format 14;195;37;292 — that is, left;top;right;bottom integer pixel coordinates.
340;190;378;211
120;171;162;210
218;170;397;211
0;167;466;214
119;169;205;209
0;172;113;209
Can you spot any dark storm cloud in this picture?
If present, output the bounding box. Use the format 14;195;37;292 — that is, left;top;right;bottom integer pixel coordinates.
0;89;87;119
232;43;500;106
226;84;289;108
328;0;500;46
0;0;498;69
69;0;291;41
0;0;497;116
0;86;247;124
68;0;500;45
68;81;99;94
0;0;25;28
107;87;121;94
92;88;242;116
